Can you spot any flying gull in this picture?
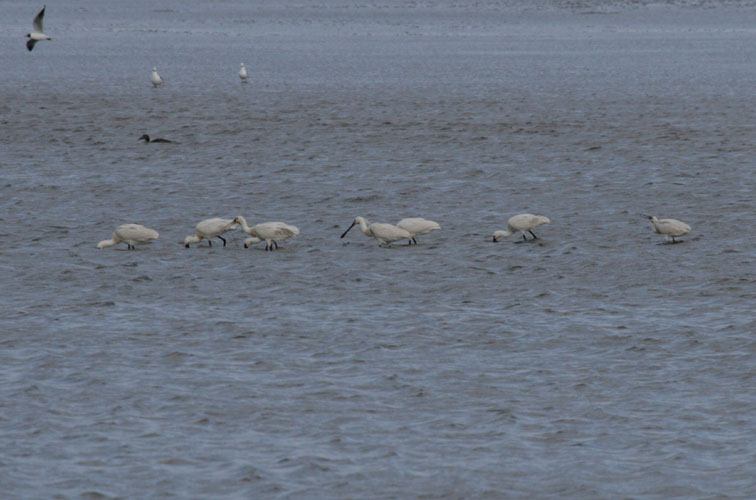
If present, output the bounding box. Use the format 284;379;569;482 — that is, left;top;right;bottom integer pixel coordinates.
26;5;51;52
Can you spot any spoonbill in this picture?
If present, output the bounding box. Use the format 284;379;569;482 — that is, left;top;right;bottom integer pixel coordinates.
97;224;159;250
233;216;300;251
139;134;174;144
151;67;163;88
493;214;551;242
341;216;412;247
397;218;441;245
184;218;239;248
26;5;51;51
239;63;248;83
243;236;261;248
643;215;691;243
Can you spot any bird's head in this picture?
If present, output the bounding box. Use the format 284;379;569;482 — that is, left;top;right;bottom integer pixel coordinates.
138;134;150;142
492;230;509;242
341;217;363;238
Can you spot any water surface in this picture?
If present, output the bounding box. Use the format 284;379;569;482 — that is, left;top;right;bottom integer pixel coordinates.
2;1;756;498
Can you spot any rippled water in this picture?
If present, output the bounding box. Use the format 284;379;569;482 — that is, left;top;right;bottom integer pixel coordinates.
3;1;756;498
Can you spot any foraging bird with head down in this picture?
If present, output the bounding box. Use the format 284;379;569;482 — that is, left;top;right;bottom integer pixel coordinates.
234;216;300;251
493;214;551;242
341;216;412;247
396;218;441;245
184;218;239;248
97;224;159;250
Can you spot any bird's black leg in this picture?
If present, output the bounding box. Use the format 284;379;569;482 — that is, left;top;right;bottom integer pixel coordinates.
522;233;528;241
218;236;227;247
208;240;212;247
529;230;538;239
273;241;278;250
412;237;417;245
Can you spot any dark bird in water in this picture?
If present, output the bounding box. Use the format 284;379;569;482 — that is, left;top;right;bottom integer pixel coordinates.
26;5;52;52
139;134;174;144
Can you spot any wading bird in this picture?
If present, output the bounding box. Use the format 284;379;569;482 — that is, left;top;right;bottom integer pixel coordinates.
234;216;300;251
184;218;239;247
493;214;551;242
341;216;412;247
151;67;163;87
643;215;691;243
97;224;159;250
397;218;441;245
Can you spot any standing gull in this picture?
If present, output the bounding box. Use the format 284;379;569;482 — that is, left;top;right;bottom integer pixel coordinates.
239;63;248;83
26;5;51;52
151;67;163;87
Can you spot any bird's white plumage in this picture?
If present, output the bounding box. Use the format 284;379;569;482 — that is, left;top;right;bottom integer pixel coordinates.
97;224;159;250
239;63;248;82
397;218;441;244
151;68;163;87
645;215;691;243
493;213;551;242
341;216;412;246
243;236;261;247
184;218;238;247
234;216;300;250
26;5;51;51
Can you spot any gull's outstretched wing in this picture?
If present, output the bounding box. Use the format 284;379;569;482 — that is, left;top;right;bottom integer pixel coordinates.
33;6;46;33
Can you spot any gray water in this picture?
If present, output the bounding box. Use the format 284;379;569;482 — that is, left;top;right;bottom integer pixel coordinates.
2;1;756;498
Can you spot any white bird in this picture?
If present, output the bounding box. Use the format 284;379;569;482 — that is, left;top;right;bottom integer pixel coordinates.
97;224;159;250
493;214;551;242
184;218;239;248
341;216;412;247
26;5;51;52
397;218;441;245
233;216;300;251
643;215;691;243
239;63;248;83
151;67;163;88
243;236;261;247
